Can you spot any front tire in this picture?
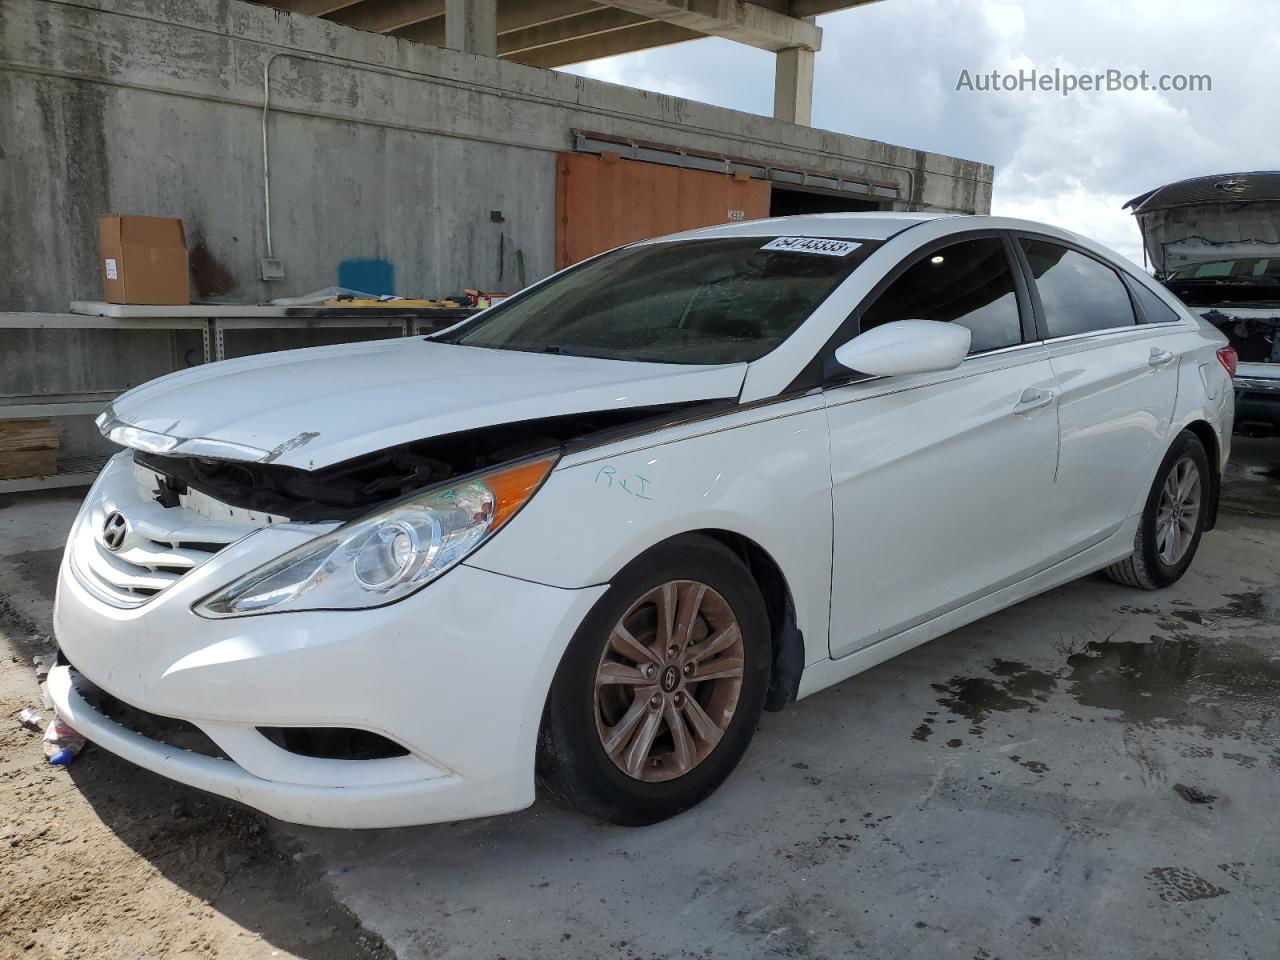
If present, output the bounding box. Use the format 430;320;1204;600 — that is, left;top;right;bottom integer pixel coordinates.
537;535;770;825
1105;431;1210;590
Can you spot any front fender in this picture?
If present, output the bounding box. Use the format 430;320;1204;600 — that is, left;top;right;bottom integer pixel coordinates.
464;397;834;666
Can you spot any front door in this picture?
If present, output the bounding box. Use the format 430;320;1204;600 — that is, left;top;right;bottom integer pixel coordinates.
825;236;1059;658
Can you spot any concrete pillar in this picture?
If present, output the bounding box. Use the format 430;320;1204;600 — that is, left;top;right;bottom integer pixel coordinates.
446;0;497;57
773;45;814;125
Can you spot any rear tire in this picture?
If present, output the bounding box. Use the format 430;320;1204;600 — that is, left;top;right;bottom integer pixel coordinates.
537;535;770;825
1105;431;1210;590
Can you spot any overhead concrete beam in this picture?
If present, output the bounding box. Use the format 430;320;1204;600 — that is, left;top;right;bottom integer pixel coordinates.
328;0;444;33
501;9;650;57
394;15;445;45
508;19;700;67
791;0;885;15
593;0;821;52
396;0;604;45
270;0;365;16
498;0;606;34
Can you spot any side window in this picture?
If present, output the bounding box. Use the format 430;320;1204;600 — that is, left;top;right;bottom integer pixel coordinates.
1020;239;1136;337
860;238;1023;353
1129;280;1183;324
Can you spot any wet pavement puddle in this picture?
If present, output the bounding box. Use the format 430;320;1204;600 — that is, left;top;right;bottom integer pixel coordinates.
913;590;1280;753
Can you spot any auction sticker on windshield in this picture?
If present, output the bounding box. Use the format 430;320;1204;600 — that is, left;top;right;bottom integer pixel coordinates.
760;237;862;257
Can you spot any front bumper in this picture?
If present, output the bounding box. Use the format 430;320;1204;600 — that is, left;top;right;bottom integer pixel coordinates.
53;456;606;828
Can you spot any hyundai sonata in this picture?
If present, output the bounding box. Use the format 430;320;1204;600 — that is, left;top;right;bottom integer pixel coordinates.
50;213;1235;827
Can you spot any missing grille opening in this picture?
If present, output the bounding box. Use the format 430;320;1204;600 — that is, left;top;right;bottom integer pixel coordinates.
66;661;229;761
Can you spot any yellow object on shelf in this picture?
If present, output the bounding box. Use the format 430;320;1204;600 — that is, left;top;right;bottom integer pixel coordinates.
321;298;464;308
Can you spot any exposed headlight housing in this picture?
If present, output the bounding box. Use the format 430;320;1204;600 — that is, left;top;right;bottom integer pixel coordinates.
195;454;557;617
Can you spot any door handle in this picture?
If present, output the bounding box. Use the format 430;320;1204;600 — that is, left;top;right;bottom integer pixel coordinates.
1014;386;1056;414
1149;347;1176;369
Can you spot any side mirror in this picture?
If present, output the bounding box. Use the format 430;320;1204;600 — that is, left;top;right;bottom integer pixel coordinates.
834;319;971;377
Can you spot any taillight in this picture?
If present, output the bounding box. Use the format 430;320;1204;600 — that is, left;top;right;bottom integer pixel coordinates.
1217;346;1238;377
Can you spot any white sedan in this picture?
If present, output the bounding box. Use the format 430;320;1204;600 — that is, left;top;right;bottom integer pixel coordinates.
50;213;1235;828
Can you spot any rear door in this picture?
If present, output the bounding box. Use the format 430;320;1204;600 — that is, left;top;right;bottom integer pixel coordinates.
824;234;1059;658
1016;237;1181;562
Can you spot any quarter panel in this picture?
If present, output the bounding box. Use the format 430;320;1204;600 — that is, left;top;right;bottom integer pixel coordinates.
1043;326;1181;556
465;397;835;666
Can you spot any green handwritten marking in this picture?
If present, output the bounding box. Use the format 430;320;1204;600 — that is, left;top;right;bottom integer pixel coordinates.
596;464;654;501
433;488;457;505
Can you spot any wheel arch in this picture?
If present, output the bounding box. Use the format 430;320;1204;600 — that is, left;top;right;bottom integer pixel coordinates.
692;529;806;712
1181;419;1222;531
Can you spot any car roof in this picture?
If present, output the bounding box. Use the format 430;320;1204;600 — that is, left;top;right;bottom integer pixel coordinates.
645;212;955;243
642;212;1092;245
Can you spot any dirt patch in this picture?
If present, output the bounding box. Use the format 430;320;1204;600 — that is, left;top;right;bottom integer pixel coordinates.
0;560;393;959
1145;866;1229;903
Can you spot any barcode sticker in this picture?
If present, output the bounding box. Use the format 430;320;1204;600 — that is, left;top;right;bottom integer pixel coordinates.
104;258;118;280
760;237;861;257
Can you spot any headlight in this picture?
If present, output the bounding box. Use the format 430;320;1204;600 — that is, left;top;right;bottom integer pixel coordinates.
194;454;557;617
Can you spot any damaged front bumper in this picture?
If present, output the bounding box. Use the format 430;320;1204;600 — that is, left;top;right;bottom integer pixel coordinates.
52;455;606;828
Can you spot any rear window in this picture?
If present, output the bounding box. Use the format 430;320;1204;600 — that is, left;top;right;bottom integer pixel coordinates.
1021;239;1136;337
1130;282;1183;324
441;236;878;365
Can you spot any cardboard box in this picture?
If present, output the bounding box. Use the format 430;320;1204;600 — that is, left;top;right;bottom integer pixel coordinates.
0;418;59;480
99;214;190;305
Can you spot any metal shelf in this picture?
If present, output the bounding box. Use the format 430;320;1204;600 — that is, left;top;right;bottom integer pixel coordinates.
0;305;481;492
0;455;108;494
0;391;120;421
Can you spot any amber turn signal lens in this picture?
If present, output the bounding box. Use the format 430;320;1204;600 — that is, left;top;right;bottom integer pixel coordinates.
487;455;558;531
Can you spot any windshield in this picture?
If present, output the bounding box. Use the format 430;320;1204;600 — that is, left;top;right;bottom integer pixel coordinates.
1169;258;1280;282
439;236;878;364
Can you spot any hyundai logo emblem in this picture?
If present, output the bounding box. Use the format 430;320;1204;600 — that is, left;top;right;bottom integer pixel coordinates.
102;511;129;552
1214;178;1248;195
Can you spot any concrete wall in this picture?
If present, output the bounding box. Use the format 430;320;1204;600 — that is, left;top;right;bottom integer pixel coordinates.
2;0;992;312
0;0;991;463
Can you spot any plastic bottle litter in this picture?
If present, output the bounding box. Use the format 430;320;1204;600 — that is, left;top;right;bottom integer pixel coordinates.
18;707;44;730
42;716;86;766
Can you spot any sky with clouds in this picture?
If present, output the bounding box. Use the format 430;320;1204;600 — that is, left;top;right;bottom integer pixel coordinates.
565;0;1278;266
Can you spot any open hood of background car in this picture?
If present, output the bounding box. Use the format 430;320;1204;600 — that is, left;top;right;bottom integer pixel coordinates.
102;338;747;471
1125;173;1280;277
1132;201;1280;276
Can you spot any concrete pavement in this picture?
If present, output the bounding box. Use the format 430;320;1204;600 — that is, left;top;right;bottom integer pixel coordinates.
2;437;1277;959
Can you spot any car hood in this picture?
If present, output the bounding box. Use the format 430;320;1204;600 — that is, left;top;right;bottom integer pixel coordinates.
103;338;747;470
1133;200;1280;276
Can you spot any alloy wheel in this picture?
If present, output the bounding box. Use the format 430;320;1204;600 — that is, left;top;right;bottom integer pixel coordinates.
1155;455;1202;565
594;580;745;782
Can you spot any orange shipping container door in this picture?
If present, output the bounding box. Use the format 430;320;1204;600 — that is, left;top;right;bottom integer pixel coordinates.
555;153;770;269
